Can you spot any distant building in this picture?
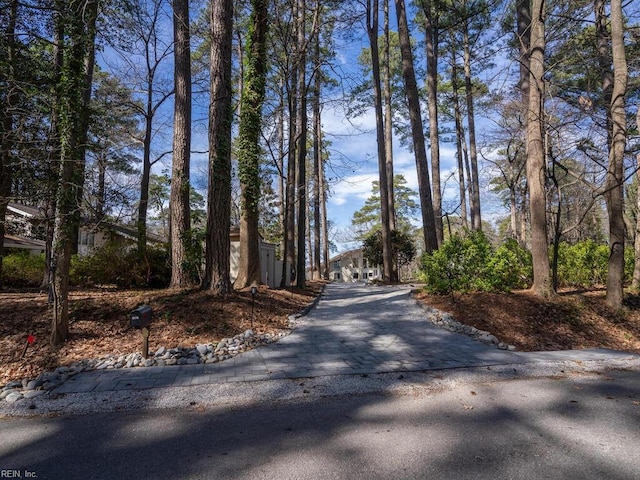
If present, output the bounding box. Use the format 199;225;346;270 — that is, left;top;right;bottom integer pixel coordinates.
229;226;281;288
4;203;282;288
2;233;46;254
4;203;165;256
329;248;381;283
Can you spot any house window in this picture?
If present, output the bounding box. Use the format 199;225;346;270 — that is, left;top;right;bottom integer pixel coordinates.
368;272;373;278
353;273;359;280
80;230;95;247
335;272;341;280
334;260;341;269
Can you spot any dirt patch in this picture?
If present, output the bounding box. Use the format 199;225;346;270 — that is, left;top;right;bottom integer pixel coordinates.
0;282;325;386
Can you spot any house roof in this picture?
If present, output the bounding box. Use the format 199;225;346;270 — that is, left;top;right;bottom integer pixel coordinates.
329;248;364;263
97;222;166;244
3;234;46;250
7;203;43;219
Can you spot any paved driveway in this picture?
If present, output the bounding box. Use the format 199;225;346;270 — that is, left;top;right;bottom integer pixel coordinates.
54;283;635;394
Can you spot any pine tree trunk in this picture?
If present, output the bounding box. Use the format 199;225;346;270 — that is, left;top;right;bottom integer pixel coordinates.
320;155;330;280
169;0;192;288
204;0;233;295
422;0;443;245
451;62;468;229
295;0;308;289
463;19;482;232
137;91;153;257
604;0;628;309
282;77;297;287
517;0;531;105
383;0;397;234
368;0;394;283
277;78;286;267
525;0;553;298
312;38;322;281
395;0;438;253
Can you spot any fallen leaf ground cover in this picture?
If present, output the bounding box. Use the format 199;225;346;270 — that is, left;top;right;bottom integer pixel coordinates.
2;282;639;386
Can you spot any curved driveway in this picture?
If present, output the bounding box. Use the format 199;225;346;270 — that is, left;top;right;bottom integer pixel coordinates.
54;283;635;394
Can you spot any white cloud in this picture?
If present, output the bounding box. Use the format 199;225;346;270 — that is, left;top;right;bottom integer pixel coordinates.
330;172;378;204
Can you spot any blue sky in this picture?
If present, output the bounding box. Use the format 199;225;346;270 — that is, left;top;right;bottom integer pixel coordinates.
96;1;509;254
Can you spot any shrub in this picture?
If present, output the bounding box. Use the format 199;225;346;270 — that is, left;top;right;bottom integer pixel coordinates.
555;240;609;288
2;251;45;288
70;241;170;288
487;239;533;291
419;232;532;294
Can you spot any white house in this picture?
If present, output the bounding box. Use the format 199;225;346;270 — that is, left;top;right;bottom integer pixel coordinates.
5;203;166;256
5;203;282;288
329;248;381;283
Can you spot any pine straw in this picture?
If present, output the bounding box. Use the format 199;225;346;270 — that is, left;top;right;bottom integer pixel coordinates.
0;282;325;385
3;282;639;386
414;288;640;353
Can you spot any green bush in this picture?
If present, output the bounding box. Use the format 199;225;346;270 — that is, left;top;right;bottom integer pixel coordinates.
70;241;170;288
2;251;46;287
625;247;635;283
487;239;533;291
419;232;532;294
555;240;609;288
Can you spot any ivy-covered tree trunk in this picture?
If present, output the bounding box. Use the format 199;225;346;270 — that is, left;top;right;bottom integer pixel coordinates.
169;0;192;288
0;0;18;287
204;0;233;295
50;0;98;345
41;2;66;290
235;0;268;289
525;0;554;298
395;0;438;254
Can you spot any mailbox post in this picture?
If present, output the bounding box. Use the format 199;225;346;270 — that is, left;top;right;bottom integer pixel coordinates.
130;305;153;359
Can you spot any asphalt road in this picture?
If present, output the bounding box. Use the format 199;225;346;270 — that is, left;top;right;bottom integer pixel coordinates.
2;368;639;480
